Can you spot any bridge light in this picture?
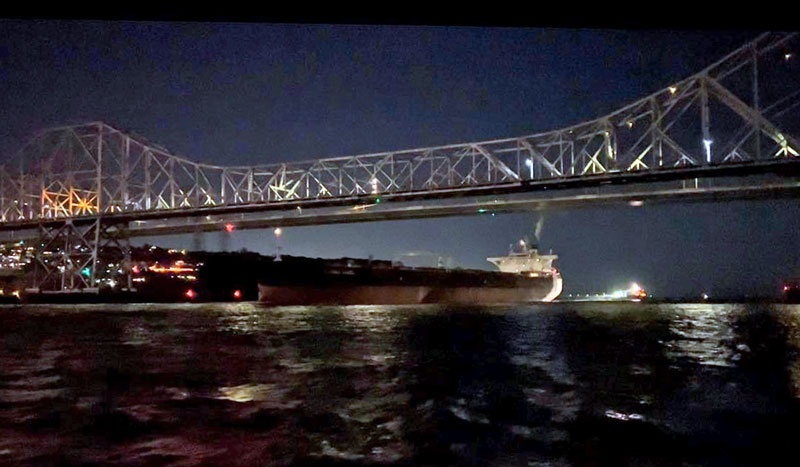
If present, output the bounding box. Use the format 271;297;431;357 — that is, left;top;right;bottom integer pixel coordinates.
233;289;242;299
478;208;487;213
668;86;677;95
703;139;713;163
225;223;235;233
81;267;91;277
274;227;282;237
185;289;196;299
628;200;643;207
626;121;633;129
786;53;793;61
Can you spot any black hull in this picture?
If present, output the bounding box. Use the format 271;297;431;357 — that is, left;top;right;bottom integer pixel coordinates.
257;282;560;305
257;260;563;305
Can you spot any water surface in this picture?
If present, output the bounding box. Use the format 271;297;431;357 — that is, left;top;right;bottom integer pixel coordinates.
1;302;799;465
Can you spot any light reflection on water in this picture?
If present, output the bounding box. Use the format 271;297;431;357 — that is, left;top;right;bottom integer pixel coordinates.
776;305;800;398
667;304;739;366
0;302;799;465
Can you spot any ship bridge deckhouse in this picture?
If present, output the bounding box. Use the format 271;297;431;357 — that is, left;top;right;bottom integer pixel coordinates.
486;240;558;275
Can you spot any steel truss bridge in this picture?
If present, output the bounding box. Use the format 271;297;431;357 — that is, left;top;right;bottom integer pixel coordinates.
1;32;799;291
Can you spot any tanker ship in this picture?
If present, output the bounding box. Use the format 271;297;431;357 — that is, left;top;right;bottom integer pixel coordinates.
257;239;562;305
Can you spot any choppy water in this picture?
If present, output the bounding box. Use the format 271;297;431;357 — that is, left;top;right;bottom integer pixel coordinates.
1;302;800;466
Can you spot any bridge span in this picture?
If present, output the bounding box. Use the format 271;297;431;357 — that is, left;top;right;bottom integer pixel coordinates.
1;32;799;291
1;159;799;242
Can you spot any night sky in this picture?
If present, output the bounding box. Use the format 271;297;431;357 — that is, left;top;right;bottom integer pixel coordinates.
1;21;798;299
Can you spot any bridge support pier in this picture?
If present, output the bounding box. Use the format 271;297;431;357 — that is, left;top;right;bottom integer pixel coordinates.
31;218;133;293
192;224;205;252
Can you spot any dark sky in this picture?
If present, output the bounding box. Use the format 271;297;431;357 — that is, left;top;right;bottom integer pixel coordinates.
1;21;798;298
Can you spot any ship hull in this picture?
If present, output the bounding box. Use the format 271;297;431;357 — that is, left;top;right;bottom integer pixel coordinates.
258;274;562;306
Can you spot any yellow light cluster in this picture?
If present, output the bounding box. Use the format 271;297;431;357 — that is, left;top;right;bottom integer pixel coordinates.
41;188;99;217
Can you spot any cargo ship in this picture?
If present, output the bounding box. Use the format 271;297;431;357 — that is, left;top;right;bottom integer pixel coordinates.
257;239;562;305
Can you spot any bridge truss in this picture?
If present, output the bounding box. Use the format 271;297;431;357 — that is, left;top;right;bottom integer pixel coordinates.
1;32;798;291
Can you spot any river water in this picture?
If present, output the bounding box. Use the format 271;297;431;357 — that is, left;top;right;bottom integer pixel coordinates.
1;302;799;466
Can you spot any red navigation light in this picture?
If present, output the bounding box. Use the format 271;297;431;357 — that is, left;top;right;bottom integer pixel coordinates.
233;289;242;299
785;285;791;292
225;223;235;233
185;289;197;299
131;265;140;274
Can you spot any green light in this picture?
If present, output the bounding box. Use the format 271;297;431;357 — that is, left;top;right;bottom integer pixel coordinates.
81;267;91;277
478;208;486;213
375;197;381;204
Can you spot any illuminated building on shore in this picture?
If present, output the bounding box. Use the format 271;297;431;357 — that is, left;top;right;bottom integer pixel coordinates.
0;241;35;271
0;242;199;288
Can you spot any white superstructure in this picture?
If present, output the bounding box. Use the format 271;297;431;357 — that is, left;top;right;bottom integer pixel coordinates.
486;239;562;302
487;239;558;275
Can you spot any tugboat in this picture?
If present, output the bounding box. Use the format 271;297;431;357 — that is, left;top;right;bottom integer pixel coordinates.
626;282;648;301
